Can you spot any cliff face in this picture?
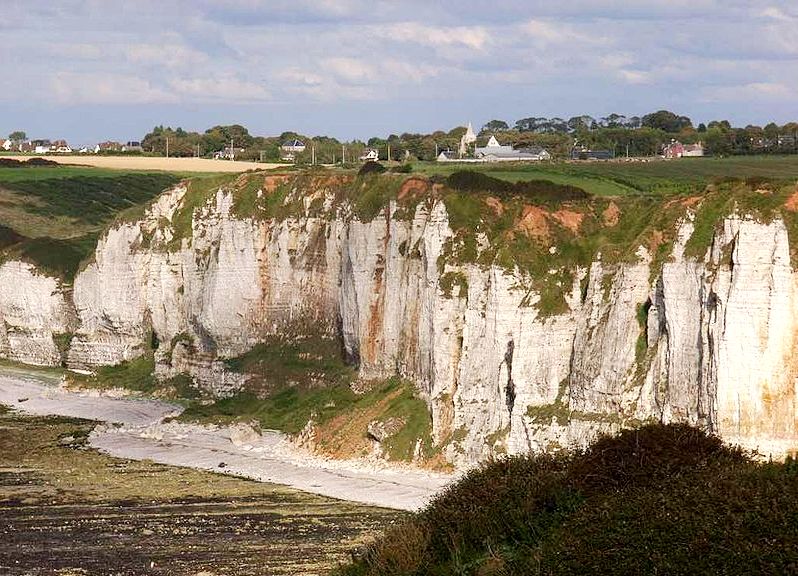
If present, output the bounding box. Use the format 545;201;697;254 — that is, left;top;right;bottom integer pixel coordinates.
0;261;75;366
5;176;798;466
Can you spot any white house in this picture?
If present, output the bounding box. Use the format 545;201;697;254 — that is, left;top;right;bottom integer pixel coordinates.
359;149;379;162
663;140;704;159
121;141;143;152
280;138;306;153
0;139;12;151
94;141;121;153
475;136;550;161
214;146;245;160
280;139;306;162
682;142;705;157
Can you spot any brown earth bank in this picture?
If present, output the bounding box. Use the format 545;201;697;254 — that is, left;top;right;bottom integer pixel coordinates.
0;407;400;576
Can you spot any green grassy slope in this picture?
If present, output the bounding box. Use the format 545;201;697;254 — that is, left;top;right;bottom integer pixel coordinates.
0;166;180;279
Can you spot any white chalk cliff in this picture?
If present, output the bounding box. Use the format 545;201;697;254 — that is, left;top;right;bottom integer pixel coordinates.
3;177;797;466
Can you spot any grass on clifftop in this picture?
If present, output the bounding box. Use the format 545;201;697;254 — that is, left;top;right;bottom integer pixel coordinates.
339;423;798;576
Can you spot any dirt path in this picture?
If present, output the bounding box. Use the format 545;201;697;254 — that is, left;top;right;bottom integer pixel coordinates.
0;372;451;511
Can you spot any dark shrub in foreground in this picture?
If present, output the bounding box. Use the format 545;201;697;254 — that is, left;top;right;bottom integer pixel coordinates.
358;161;386;176
446;170;590;204
0;157;59;168
339;424;798;576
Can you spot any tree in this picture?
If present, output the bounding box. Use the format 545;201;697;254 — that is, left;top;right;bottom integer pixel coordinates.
641;110;692;133
601;113;628;128
707;120;731;131
697;123;707;133
763;123;779;139
515;117;545;132
515;117;568;133
8;131;25;142
482;119;509;133
567;116;595;133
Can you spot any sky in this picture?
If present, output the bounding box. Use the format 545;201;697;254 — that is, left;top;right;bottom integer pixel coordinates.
1;0;797;146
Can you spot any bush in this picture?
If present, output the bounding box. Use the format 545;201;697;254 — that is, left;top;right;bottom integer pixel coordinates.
0;158;59;168
358;161;386;176
339;424;798;576
446;170;590;204
446;171;511;194
25;157;60;167
390;163;413;174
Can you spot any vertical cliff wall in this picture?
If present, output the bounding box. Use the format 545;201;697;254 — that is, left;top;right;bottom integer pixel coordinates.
4;174;798;466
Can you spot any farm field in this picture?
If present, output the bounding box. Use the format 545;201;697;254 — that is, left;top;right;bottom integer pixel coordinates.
0;154;281;173
415;155;798;196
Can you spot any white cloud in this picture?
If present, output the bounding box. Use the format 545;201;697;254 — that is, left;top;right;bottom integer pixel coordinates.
278;68;325;87
5;0;798;140
169;75;271;101
379;22;489;50
126;44;209;68
324;57;376;84
760;6;796;22
382;61;440;83
700;81;794;102
51;72;176;105
45;42;104;60
276;57;439;101
617;69;652;84
520;19;606;47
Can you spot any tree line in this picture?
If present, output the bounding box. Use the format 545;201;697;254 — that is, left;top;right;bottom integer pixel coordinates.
138;110;798;163
481;110;798;157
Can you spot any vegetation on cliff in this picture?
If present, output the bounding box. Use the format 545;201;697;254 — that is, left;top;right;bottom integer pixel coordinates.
171;336;437;464
338;424;798;576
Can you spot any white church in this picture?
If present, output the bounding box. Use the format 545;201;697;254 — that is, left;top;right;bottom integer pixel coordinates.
437;123;551;163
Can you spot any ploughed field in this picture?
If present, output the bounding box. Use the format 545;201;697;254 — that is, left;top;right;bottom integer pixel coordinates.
0;154;279;173
0;407;399;575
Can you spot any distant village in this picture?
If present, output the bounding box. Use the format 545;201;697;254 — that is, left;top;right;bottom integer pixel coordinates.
3;107;796;165
432;123;706;163
0;130;708;165
0;138;144;155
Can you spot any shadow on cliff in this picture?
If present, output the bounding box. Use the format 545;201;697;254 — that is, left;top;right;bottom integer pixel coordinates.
338;423;798;576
